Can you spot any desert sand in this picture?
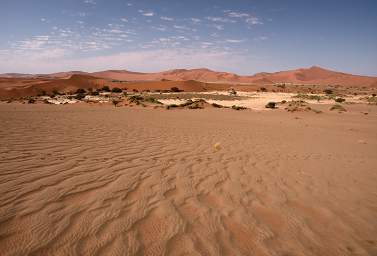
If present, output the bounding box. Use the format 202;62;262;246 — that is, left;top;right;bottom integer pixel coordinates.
0;104;376;256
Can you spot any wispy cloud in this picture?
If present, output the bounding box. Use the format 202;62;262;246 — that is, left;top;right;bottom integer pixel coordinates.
226;11;249;18
160;16;174;21
190;18;201;24
206;16;236;23
84;0;96;5
0;48;249;74
225;39;244;43
139;10;154;17
246;17;263;25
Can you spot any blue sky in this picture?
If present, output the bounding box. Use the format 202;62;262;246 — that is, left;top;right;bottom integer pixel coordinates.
0;0;376;75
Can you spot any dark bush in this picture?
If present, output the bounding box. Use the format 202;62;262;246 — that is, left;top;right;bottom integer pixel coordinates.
335;98;346;103
76;88;86;94
28;99;35;104
330;104;346;112
52;89;60;96
75;93;86;100
144;97;162;104
372;93;376;97
170;87;181;92
265;102;277;109
111;87;122;93
132;89;139;93
112;100;120;107
260;87;267;92
37;90;47;96
188;103;203;109
212;103;223;108
102;86;110;92
232;105;247;110
324;89;333;95
166;104;179;110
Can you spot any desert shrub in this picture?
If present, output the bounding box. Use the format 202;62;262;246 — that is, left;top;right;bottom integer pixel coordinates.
188;103;203;109
166;104;179;110
28;99;35;104
232;105;247;110
52;89;60;96
366;96;377;105
170;87;181;92
372;93;376;97
281;100;287;104
111;87;122;93
112;99;120;107
132;89;139;93
228;88;237;96
179;100;194;107
335;97;346;103
76;88;86;94
260;87;267;92
330;104;346;112
75;93;86;100
128;95;143;102
144;97;162;104
212;103;223;108
90;91;99;96
101;86;110;92
324;89;333;95
293;93;322;101
265;102;277;109
311;108;323;114
37;90;47;96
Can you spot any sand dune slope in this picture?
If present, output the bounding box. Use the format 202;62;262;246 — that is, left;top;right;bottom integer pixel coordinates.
0;105;376;256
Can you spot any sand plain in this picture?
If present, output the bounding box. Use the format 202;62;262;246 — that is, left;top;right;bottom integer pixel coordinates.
0;104;376;256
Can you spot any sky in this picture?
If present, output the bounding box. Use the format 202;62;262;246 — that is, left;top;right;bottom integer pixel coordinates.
0;0;376;75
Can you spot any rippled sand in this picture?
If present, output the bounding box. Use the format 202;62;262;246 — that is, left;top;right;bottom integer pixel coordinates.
0;104;376;256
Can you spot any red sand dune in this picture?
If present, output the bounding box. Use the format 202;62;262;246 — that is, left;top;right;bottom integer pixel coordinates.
88;66;377;87
1;66;376;99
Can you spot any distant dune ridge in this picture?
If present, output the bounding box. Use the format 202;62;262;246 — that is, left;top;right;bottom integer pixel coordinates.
1;66;377;99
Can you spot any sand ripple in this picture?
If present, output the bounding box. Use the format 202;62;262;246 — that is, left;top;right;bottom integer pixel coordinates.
0;104;376;255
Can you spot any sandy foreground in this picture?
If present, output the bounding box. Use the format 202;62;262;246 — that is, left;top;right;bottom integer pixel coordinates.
0;104;376;256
